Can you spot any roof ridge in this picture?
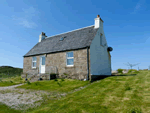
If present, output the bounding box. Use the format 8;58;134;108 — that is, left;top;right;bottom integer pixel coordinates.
46;25;94;39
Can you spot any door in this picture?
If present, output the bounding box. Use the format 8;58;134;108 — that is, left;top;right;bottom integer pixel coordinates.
40;56;45;74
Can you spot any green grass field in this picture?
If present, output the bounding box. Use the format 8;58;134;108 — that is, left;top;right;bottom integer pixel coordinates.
1;70;150;113
0;103;21;113
28;70;150;113
0;66;23;86
0;76;24;86
0;66;22;77
18;79;90;93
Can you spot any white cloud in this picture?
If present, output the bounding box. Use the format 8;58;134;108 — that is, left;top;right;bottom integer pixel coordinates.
131;0;145;14
132;3;141;14
19;19;37;28
12;7;39;28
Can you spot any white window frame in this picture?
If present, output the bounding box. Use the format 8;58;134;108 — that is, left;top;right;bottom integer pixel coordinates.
41;56;46;66
66;51;74;66
32;56;37;68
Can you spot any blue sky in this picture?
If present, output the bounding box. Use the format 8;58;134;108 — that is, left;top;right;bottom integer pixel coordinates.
0;0;149;70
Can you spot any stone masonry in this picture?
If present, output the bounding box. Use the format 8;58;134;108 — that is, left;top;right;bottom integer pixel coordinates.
22;48;90;80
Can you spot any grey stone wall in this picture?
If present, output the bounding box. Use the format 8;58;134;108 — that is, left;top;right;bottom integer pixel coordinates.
23;48;90;80
23;56;40;76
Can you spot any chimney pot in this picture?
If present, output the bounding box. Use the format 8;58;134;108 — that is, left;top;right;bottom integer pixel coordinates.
94;14;103;28
39;32;46;42
42;32;45;36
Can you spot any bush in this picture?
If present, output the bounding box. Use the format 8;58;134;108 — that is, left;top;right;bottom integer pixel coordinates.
117;68;123;74
63;73;69;76
128;107;142;113
124;83;131;90
61;78;65;81
54;79;58;81
128;69;139;74
27;80;31;85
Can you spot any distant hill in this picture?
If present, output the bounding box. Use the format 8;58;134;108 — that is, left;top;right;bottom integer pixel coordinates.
0;66;23;77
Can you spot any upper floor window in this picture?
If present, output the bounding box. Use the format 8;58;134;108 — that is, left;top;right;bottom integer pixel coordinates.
66;52;74;66
32;57;37;68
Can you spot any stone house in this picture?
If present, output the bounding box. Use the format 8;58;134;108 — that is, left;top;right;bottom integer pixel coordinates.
22;15;113;80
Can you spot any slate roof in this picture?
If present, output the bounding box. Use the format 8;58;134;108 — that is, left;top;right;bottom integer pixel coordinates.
24;25;99;57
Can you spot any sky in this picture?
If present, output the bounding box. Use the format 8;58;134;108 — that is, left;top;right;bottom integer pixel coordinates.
0;0;149;70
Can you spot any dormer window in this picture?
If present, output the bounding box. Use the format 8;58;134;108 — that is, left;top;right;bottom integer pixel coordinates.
60;37;64;41
59;36;67;41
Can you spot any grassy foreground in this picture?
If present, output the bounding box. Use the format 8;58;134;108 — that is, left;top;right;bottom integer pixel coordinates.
18;79;90;93
27;70;150;113
1;70;150;112
0;76;24;87
0;103;21;113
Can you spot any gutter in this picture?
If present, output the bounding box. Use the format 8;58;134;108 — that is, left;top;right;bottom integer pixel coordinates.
86;47;89;80
23;47;88;57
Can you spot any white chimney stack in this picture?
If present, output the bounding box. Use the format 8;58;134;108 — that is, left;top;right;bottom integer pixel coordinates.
39;32;47;42
94;15;104;29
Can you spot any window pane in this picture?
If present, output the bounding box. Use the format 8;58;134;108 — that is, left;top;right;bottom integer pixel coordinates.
67;52;73;57
42;57;45;65
33;62;36;67
32;57;36;61
67;59;74;65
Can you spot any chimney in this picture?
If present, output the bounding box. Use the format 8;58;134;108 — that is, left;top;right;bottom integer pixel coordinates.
39;32;47;42
94;14;104;28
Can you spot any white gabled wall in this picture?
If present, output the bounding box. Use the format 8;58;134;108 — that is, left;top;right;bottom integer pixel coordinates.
90;17;111;76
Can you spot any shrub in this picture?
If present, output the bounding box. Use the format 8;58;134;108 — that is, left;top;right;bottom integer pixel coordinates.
57;81;62;87
128;107;142;113
35;83;38;86
26;73;28;78
127;69;139;75
124;83;131;91
117;68;123;74
10;80;13;83
54;79;58;81
27;80;31;85
63;73;68;76
61;78;65;81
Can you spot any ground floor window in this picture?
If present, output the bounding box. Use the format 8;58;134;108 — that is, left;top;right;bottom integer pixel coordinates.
66;51;74;66
32;56;37;68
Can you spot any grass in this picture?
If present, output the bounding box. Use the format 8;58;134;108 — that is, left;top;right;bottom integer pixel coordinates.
0;66;22;78
0;76;24;87
0;66;23;86
1;70;150;112
0;73;19;78
26;70;150;113
18;79;90;93
0;103;21;113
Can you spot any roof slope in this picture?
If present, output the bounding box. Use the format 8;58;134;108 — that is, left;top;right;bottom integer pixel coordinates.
24;25;98;57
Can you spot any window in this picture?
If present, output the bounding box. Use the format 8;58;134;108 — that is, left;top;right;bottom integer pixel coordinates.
66;52;74;66
41;56;45;65
32;57;37;68
59;37;64;41
59;36;67;41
